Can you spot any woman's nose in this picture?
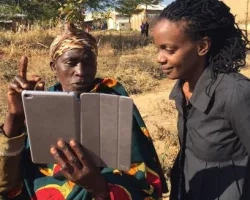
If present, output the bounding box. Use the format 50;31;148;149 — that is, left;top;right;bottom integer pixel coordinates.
75;63;84;77
157;51;167;64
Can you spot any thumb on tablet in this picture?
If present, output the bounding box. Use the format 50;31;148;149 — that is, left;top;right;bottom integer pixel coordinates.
35;81;45;91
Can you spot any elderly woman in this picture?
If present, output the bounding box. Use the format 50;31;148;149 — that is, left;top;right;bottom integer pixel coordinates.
0;24;167;200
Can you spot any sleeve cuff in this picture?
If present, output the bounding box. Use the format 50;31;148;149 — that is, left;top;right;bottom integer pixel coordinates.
0;125;26;157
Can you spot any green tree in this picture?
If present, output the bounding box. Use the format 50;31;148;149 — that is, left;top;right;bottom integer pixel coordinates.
57;0;86;27
0;0;59;20
0;0;21;16
0;0;116;26
92;9;112;23
140;0;161;5
21;0;59;20
139;0;163;19
54;0;118;28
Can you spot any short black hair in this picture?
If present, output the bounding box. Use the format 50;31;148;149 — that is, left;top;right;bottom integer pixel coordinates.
158;0;250;77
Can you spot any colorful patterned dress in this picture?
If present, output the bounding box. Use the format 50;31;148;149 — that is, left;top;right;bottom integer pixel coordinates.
6;78;168;200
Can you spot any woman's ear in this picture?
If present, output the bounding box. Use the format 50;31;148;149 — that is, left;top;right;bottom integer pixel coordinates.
197;37;211;56
50;61;58;80
50;61;57;72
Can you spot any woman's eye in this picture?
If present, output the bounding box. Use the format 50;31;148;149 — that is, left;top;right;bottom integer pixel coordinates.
165;49;175;54
65;61;74;66
156;47;175;54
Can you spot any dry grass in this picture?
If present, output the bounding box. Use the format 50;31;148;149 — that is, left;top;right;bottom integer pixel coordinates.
0;29;160;121
152;99;179;179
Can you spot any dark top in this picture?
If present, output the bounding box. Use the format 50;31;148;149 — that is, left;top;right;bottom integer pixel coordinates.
169;67;250;200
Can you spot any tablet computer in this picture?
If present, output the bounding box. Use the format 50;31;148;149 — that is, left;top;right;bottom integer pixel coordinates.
80;93;133;171
22;91;133;171
22;90;80;164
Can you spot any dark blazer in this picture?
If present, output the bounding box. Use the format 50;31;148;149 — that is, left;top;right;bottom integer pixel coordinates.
170;67;250;200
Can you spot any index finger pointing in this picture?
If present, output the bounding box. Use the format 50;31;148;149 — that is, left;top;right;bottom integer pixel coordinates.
19;56;28;79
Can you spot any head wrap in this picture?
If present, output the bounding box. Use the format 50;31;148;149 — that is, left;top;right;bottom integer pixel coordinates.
49;23;98;62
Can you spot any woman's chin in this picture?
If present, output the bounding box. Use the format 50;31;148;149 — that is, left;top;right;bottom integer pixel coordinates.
72;85;93;94
166;73;179;80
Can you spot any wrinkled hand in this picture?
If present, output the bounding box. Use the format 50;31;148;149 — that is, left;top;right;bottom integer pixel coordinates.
7;56;45;115
50;140;110;199
3;56;45;138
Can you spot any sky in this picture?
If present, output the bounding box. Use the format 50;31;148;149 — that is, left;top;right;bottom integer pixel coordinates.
163;0;174;5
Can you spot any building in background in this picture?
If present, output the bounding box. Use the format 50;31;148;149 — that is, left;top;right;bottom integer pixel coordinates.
85;4;166;31
107;11;130;30
222;0;248;22
107;4;166;31
0;14;30;32
84;12;108;30
130;4;166;31
222;0;250;30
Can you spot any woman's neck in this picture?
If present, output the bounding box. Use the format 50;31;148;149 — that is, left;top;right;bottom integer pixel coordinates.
182;65;205;100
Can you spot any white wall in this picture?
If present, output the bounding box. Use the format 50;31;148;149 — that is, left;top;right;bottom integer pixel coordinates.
107;18;115;30
107;15;129;30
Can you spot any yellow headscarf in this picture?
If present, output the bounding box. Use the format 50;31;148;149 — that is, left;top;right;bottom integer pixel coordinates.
49;23;98;63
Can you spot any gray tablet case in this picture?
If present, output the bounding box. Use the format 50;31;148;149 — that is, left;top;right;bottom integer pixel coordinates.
22;91;133;170
81;93;133;171
22;91;80;164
